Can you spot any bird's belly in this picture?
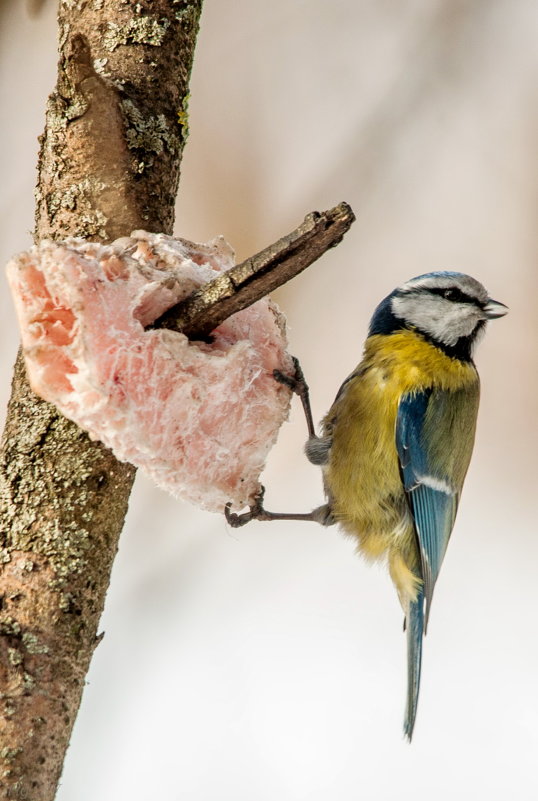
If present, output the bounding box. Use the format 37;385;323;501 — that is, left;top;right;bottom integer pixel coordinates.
323;369;415;563
327;451;414;560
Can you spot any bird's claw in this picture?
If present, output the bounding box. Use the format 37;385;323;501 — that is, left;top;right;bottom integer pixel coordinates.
225;486;269;528
273;356;308;396
274;356;316;440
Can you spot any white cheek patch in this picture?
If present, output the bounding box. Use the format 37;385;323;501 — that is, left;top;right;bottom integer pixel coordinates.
391;294;480;345
441;305;482;343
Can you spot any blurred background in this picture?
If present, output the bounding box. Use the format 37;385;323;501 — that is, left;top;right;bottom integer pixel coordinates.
1;1;537;799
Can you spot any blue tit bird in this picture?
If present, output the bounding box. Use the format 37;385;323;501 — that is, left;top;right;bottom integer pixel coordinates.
225;271;507;740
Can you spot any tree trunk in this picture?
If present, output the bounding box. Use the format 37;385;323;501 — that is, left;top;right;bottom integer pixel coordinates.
0;2;203;798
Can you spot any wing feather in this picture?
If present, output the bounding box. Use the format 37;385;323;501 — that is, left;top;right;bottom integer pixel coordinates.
396;384;479;626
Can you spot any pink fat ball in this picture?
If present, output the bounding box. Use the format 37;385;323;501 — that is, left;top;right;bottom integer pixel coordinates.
6;231;293;512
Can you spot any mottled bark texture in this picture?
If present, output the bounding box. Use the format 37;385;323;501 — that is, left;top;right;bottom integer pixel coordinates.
0;2;203;799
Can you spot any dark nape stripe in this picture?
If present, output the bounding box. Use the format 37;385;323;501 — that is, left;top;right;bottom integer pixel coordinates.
368;292;400;337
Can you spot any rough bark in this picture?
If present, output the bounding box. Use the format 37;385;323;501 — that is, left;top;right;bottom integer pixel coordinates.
0;2;203;799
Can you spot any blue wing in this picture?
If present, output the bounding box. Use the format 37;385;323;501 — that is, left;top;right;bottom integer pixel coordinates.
396;386;478;627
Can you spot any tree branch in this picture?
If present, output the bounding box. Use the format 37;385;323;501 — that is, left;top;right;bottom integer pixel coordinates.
154;202;355;340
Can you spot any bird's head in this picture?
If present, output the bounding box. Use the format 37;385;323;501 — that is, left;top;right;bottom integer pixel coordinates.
369;271;508;360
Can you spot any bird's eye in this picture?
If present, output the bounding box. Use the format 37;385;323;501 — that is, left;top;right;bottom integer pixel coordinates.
443;288;459;301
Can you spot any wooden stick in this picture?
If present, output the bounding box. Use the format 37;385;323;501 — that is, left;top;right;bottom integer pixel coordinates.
152;202;355;339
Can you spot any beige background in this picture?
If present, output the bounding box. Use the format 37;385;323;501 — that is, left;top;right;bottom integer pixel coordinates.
1;1;537;799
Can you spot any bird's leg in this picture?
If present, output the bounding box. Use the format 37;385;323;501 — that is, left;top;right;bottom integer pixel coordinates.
274;356;331;467
225;486;334;528
273;356;317;440
224;358;335;529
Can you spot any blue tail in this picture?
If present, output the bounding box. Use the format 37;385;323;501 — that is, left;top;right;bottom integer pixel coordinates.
404;589;424;741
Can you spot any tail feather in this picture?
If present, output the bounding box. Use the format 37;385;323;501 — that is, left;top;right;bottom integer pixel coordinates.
403;589;424;741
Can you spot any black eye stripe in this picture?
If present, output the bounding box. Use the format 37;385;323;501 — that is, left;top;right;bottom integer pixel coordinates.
426;287;483;305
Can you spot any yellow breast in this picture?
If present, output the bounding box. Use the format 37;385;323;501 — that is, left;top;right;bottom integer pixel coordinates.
361;330;478;394
322;330;477;563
